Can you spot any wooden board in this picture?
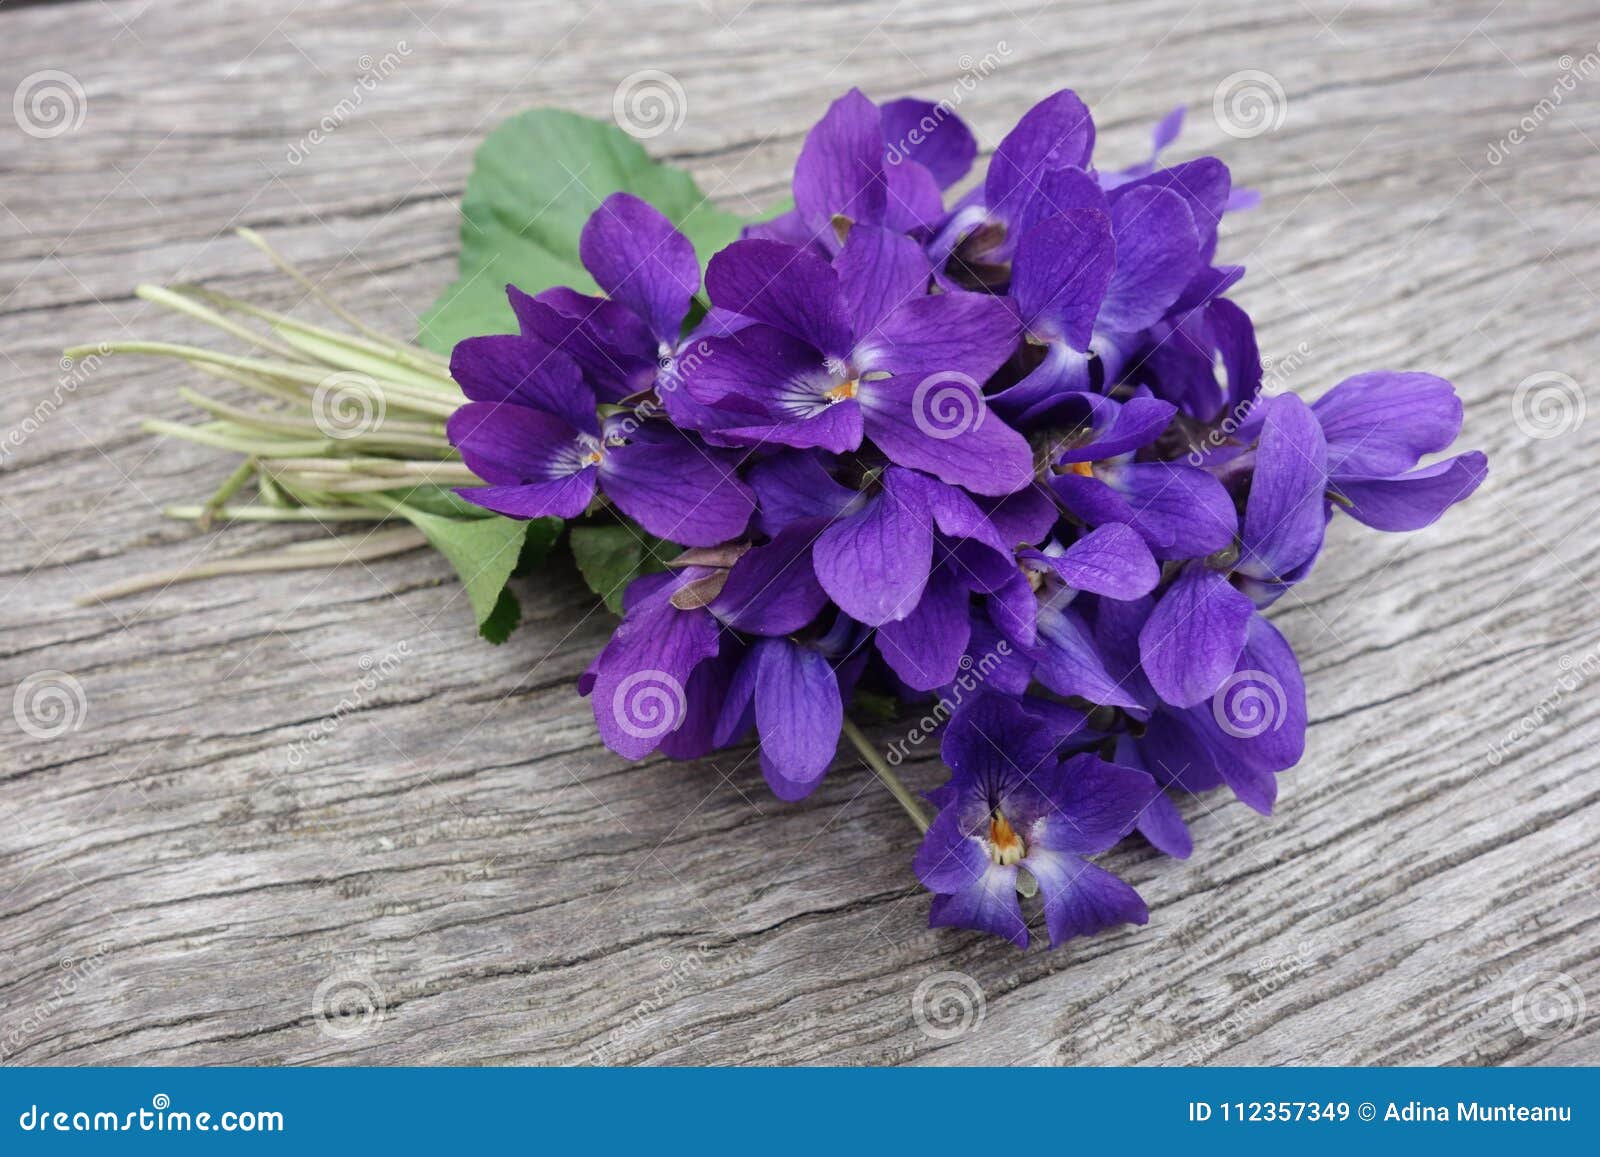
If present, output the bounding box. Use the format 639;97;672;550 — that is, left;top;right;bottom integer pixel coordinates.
1;0;1596;1065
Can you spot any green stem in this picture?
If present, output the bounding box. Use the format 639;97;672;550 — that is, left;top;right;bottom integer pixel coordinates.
175;390;454;450
135;285;308;361
273;326;456;392
164;504;395;524
190;361;319;407
185;288;451;377
266;456;475;479
270;472;452;494
74;343;459;417
184;283;454;364
234;227;422;356
77;527;427;604
198;458;257;530
840;717;930;833
142;419;335;457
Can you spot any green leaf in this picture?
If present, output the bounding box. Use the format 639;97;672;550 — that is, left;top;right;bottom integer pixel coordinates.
397;484;497;519
516;515;563;574
569;523;673;615
391;504;531;642
418;109;760;353
476;589;522;646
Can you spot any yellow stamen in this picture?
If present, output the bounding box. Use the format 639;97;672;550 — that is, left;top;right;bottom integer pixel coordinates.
824;378;859;402
1068;460;1094;477
988;811;1025;866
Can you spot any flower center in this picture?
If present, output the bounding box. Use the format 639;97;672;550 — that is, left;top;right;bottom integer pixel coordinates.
824;378;859;403
566;431;605;471
1067;460;1094;477
987;811;1025;866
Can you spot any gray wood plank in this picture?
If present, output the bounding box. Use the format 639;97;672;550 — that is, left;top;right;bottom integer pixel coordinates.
1;0;1596;1065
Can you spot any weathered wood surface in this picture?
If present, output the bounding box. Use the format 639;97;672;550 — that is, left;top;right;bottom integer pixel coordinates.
2;0;1597;1066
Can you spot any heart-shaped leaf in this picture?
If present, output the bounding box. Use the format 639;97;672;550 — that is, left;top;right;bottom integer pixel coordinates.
418;109;764;353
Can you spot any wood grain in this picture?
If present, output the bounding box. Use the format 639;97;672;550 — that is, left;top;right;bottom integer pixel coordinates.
1;0;1597;1066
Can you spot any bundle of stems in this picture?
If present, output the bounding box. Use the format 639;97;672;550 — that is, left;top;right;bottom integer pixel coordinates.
69;230;943;831
67;230;480;603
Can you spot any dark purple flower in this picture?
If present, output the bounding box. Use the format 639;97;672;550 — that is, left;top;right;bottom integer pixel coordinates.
1311;372;1488;531
683;229;1033;495
506;192;702;402
1137;562;1257;707
914;695;1154;947
1128;392;1325;703
930;89;1099;285
1094;592;1307;835
1049;395;1238;562
746;453;1018;690
987;523;1161;709
1231;391;1330;604
438;87;1496;958
992;185;1201;422
712;617;864;800
750;89;977;252
446;337;756;546
1100;105;1187;191
1100;103;1262;212
1144;611;1306;816
1130;285;1259;426
585;526;828;761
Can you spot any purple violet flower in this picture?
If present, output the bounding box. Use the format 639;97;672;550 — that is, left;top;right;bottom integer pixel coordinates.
930;89;1099;287
993;186;1201;423
1311;372;1489;530
987;523;1161;710
1094;592;1308;830
446;338;756;546
1048;394;1239;561
683;229;1034;495
914;695;1154;947
439;86;1493;953
583;524;828;763
749;89;978;251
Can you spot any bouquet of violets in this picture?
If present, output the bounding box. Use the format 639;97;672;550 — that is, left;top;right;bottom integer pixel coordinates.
85;88;1487;951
